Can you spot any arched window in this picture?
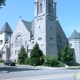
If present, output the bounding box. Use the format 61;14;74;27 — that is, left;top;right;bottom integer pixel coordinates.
57;35;62;49
15;35;23;47
49;3;51;13
40;3;43;13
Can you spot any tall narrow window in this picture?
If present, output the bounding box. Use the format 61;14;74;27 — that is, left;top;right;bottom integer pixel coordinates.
57;35;62;49
40;3;43;13
38;4;39;14
49;3;51;13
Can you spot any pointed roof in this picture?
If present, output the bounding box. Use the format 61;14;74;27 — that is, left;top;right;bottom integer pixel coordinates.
0;22;13;33
22;20;32;31
69;30;80;39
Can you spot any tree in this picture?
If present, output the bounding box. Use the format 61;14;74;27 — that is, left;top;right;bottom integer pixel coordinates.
30;43;44;66
0;0;6;7
18;46;27;64
60;46;74;62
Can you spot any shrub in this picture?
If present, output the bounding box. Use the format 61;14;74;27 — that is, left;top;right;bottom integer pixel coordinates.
44;55;57;66
0;59;5;63
43;55;65;67
30;43;44;66
56;61;65;67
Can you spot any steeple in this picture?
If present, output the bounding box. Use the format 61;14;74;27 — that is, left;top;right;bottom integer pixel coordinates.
34;0;57;19
34;0;57;55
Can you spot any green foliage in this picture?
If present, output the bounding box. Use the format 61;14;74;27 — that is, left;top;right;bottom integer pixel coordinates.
60;46;74;62
25;58;30;65
0;0;6;6
43;55;65;67
18;46;27;64
44;55;57;66
56;61;65;67
30;43;44;66
0;59;5;63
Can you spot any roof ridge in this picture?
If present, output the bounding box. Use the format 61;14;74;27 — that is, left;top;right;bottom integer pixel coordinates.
22;20;31;23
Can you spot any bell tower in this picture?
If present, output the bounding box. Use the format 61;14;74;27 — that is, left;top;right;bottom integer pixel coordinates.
34;0;57;56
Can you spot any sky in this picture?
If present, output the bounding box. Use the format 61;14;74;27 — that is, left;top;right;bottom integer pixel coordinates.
0;0;80;38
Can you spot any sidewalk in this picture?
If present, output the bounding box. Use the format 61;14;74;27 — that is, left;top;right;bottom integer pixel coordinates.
16;64;80;70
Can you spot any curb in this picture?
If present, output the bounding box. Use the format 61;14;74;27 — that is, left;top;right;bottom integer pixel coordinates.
16;64;80;69
15;64;70;69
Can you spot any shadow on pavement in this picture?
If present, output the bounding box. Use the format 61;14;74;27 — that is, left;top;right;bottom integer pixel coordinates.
0;66;42;73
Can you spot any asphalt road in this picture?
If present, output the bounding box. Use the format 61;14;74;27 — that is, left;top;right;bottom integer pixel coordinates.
0;65;80;80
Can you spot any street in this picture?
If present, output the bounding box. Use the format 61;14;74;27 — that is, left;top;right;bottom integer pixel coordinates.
0;65;80;80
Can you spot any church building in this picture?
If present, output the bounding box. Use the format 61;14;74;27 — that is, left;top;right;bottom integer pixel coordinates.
0;0;68;62
10;0;68;62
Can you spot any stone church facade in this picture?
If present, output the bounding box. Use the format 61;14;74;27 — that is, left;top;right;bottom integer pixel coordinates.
0;0;68;62
10;0;68;61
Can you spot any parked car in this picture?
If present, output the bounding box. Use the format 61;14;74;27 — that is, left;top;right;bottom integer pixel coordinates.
4;60;16;66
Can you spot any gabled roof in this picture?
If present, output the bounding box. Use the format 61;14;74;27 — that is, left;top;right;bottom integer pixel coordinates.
0;22;13;33
22;20;32;31
69;30;80;39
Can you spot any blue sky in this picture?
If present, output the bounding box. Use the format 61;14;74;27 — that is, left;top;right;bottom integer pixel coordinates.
0;0;80;37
